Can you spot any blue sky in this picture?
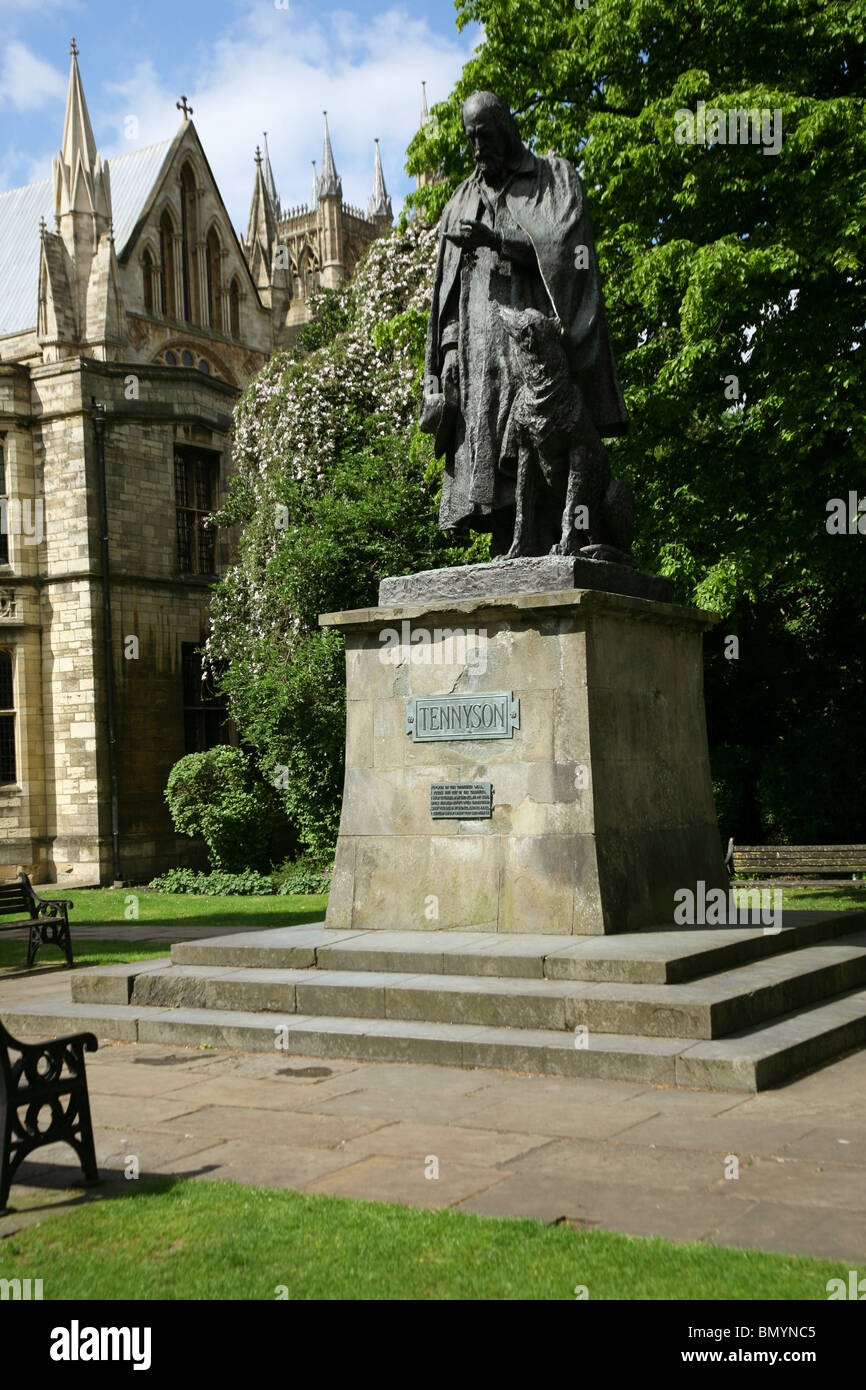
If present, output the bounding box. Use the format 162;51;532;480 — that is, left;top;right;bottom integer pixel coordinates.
0;0;477;231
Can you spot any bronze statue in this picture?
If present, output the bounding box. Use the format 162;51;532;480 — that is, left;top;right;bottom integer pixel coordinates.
419;91;634;563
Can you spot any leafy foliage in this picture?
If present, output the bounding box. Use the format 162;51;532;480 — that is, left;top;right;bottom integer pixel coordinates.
273;854;335;896
164;747;279;872
148;867;278;896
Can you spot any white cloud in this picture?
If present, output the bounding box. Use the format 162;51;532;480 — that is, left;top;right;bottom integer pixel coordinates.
0;40;66;109
96;3;474;227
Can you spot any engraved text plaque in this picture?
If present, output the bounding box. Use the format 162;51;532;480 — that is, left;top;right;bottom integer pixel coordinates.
406;692;519;742
430;782;493;819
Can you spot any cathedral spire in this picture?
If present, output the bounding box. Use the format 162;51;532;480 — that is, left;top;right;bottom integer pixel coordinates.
43;41;120;359
54;38;110;226
261;132;281;220
318;111;342;200
420;80;430;128
367;139;392;222
245;143;278;290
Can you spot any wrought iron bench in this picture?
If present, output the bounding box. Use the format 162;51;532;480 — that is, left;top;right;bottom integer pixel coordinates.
0;1017;99;1210
0;871;74;967
725;840;866;886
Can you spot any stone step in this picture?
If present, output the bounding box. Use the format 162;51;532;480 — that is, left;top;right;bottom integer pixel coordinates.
168;909;866;984
5;987;866;1092
71;933;866;1040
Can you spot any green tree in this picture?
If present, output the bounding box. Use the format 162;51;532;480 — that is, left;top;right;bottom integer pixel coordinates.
404;0;866;841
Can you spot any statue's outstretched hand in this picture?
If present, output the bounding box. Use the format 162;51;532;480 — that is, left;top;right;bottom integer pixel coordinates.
445;218;498;253
442;349;459;399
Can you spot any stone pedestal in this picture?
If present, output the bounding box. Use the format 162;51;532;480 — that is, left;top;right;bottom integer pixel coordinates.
320;577;727;935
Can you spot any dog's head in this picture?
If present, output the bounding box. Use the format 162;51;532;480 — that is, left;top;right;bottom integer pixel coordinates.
499;306;564;360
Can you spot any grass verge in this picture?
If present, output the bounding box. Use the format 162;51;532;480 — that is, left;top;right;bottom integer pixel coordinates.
0;1178;859;1301
34;888;328;928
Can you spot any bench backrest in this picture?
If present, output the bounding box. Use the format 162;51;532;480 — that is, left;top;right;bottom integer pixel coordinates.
731;845;866;874
0;874;35;918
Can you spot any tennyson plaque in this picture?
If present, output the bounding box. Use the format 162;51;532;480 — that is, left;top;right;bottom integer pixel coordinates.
406;692;519;742
430;782;493;819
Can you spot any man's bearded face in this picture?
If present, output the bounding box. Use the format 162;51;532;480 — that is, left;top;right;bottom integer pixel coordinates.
464;108;510;185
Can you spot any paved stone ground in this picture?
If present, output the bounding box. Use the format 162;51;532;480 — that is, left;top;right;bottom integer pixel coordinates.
2;943;865;1262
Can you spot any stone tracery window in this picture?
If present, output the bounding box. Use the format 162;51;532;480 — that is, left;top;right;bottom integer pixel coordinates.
229;278;240;337
142;248;155;313
205;227;222;331
0;442;8;567
159;211;176;317
0;650;16;785
174;446;218;575
179;162;199;323
181;642;226;753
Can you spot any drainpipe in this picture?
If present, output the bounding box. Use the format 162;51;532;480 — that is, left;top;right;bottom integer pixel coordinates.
92;398;122;885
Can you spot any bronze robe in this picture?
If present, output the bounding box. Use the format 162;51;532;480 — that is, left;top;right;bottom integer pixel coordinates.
420;146;628;534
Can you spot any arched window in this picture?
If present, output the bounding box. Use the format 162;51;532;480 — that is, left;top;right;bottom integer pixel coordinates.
229;278;240;337
205;227;222;330
299;248;318;299
0;651;16;784
179;162;198;322
142;248;155;313
159;211;176;316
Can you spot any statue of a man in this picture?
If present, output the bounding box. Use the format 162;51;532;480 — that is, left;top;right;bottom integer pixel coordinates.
419;91;633;560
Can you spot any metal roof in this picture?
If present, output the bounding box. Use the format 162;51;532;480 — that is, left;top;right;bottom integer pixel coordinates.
0;139;173;340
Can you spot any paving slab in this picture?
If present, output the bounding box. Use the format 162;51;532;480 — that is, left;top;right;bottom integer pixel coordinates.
304;1153;510;1209
153;1138;371;1188
729;1155;866;1211
506;1135;729;1189
152;1103;392;1149
89;1093;208;1129
457;1172;761;1244
336;1120;554;1168
703;1199;859;1262
605;1111;818;1155
774;1127;866;1164
64;1059;212;1097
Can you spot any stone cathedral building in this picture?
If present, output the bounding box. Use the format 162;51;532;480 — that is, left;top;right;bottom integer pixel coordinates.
0;43;394;885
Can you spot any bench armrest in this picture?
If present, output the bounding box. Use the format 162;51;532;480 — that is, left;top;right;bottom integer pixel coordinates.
31;891;73;914
14;1030;98;1065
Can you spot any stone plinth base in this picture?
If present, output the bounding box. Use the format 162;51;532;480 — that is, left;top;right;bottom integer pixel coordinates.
320;585;727;935
378;554;673;606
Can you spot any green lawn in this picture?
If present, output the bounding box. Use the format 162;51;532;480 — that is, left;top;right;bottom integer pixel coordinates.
0;938;173;969
756;886;866;913
0;1178;859;1300
36;888;328;928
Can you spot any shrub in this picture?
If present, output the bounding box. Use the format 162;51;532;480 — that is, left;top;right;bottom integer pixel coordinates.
148;867;277;896
164;746;280;872
273;854;334;896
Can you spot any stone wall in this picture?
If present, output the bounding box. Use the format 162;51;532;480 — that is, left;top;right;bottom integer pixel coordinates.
0;353;239;885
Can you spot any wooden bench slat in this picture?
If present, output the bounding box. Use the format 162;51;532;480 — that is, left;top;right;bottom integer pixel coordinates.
728;840;866;880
